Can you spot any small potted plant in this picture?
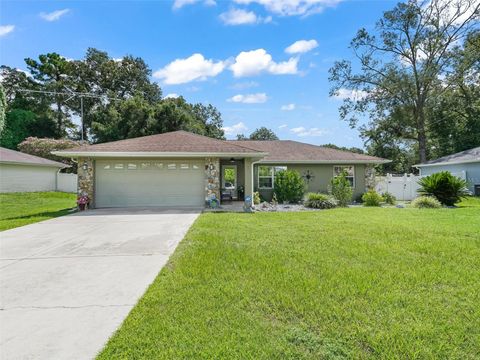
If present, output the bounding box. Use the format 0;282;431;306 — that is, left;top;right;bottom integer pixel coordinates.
77;194;90;211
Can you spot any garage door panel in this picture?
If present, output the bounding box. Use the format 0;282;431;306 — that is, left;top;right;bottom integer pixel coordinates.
95;160;204;208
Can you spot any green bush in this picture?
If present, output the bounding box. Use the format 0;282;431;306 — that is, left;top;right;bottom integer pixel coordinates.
330;171;353;207
304;193;337;209
418;171;469;206
362;190;383;207
274;170;306;204
411;196;442;209
382;192;396;205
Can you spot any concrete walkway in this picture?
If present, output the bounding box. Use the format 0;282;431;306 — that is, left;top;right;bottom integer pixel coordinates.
0;208;200;360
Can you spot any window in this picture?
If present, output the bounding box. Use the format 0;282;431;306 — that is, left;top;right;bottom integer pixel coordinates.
127;163;137;170
258;166;288;189
154;162;163;170
192;164;200;170
103;164;111;170
333;165;355;187
114;163;124;170
140;162;151;170
180;163;189;169
167;163;176;170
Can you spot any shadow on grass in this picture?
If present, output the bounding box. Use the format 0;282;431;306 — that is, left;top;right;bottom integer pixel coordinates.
1;208;76;222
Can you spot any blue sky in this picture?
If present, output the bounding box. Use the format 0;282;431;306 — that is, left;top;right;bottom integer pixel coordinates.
0;0;397;147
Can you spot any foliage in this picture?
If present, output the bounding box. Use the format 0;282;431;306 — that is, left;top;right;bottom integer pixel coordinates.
238;127;279;141
99;200;480;359
418;171;470;206
382;192;397;205
411;196;442;209
329;0;480;167
274;170;306;204
330;170;353;207
362;190;383;207
304;193;337;209
321;143;365;154
18;137;80;171
223;168;235;183
0;83;6;135
253;191;261;205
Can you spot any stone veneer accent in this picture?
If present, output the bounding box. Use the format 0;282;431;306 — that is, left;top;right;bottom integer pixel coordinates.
205;157;220;203
365;164;376;190
77;157;95;207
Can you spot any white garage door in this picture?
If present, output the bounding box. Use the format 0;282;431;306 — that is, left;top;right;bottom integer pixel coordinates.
95;160;205;208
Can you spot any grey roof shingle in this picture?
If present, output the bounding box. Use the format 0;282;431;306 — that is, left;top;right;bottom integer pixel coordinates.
0;147;68;168
417;147;480;166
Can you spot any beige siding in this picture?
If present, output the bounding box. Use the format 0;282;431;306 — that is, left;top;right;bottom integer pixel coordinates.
255;163;367;201
0;163;58;193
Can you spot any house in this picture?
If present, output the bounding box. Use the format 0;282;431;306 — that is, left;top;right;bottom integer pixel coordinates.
54;131;389;208
414;147;480;195
0;147;69;193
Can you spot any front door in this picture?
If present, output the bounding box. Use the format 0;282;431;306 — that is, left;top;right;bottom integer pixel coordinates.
222;165;237;199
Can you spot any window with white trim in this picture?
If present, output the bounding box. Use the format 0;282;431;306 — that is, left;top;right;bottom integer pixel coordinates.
258;166;287;189
333;165;355;187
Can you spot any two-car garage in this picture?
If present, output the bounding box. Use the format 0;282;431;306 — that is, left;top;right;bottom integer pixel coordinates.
95;160;205;208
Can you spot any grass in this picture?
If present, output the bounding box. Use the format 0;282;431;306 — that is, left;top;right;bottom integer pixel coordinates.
99;198;480;359
0;192;77;231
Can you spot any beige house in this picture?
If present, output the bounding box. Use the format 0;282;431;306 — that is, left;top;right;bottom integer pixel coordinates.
54;131;389;208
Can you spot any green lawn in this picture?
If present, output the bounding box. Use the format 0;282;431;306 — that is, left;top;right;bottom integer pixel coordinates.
99;198;480;359
0;192;77;231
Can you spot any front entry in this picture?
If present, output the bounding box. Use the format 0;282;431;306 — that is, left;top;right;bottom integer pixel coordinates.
221;164;237;200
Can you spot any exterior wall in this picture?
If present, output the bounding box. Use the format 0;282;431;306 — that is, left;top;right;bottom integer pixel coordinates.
77;157;95;207
0;163;58;193
418;162;480;193
57;173;77;193
254;163;367;201
204;157;220;203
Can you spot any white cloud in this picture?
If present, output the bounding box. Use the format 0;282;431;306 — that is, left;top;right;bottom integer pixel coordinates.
0;25;15;37
219;8;272;25
281;103;295;111
278;124;288;129
164;93;180;99
285;39;318;54
332;88;368;100
173;0;216;9
223;121;248;135
234;0;343;17
230;49;298;77
153;53;226;85
227;93;268;103
290;126;327;137
40;9;70;21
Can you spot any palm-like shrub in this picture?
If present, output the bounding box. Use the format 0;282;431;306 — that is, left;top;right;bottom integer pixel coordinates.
382;192;396;205
330;171;353;207
362;190;383;206
304;193;337;209
418;171;469;206
274;170;306;204
411;196;442;208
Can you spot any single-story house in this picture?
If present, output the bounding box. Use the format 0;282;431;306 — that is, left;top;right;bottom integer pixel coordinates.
0;147;68;193
54;130;389;208
414;147;480;195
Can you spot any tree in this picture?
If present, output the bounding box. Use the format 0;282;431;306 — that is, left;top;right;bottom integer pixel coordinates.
329;0;479;163
321;143;365;154
248;127;279;140
236;134;247;140
0;83;6;135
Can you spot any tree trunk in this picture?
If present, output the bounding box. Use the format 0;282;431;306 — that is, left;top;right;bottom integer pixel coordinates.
417;108;427;163
56;100;63;136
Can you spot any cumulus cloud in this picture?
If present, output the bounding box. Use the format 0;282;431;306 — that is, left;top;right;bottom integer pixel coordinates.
332;88;368;100
233;0;343;17
0;25;15;37
219;8;272;25
278;124;288;129
173;0;215;9
164;93;180;99
281;103;295;111
40;9;70;21
227;93;268;103
223;121;248;135
285;39;318;54
153;53;226;85
290;126;328;137
230;49;298;77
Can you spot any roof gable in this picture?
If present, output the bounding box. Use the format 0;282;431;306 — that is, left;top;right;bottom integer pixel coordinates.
0;147;67;168
417;147;480;166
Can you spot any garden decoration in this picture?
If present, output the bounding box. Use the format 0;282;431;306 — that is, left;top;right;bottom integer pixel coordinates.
243;195;254;213
208;194;219;209
302;170;315;184
77;195;90;211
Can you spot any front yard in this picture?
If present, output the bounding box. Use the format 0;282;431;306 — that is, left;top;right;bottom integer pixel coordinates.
0;192;76;231
98;198;480;359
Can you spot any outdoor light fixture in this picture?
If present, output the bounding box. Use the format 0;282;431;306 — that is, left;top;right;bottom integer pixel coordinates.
229;157;235;163
209;163;215;170
82;161;88;171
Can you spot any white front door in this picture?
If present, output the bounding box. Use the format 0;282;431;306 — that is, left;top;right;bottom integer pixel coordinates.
222;165;237;199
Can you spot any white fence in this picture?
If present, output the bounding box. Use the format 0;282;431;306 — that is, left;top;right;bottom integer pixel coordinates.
375;171;467;201
57;173;77;193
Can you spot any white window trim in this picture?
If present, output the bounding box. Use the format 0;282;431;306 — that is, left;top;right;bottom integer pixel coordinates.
333;165;355;188
257;166;287;189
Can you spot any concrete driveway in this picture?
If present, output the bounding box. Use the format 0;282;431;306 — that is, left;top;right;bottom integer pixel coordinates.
0;207;200;360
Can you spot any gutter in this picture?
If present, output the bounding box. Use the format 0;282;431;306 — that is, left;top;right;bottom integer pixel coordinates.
257;159;391;165
414;159;479;167
0;161;68;168
52;151;269;158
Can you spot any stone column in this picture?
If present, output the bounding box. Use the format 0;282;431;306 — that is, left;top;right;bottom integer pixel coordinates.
365;164;376;190
77;157;95;208
205;157;220;204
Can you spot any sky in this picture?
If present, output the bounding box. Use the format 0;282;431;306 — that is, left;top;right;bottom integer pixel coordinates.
0;0;398;147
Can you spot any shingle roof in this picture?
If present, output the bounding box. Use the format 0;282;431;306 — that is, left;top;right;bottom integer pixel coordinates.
230;140;389;163
416;147;480;166
58;131;263;155
0;147;68;168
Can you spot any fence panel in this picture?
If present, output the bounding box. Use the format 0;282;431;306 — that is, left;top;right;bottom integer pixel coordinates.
57;173;77;193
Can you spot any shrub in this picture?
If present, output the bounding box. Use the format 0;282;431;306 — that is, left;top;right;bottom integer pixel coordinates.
362;190;383;206
411;196;442;209
274;170;306;204
304;193;337;209
382;192;396;205
253;191;261;205
418;171;469;206
330;170;353;207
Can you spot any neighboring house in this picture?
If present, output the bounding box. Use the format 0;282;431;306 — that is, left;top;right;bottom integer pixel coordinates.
0;147;68;193
54;131;389;208
414;147;480;195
